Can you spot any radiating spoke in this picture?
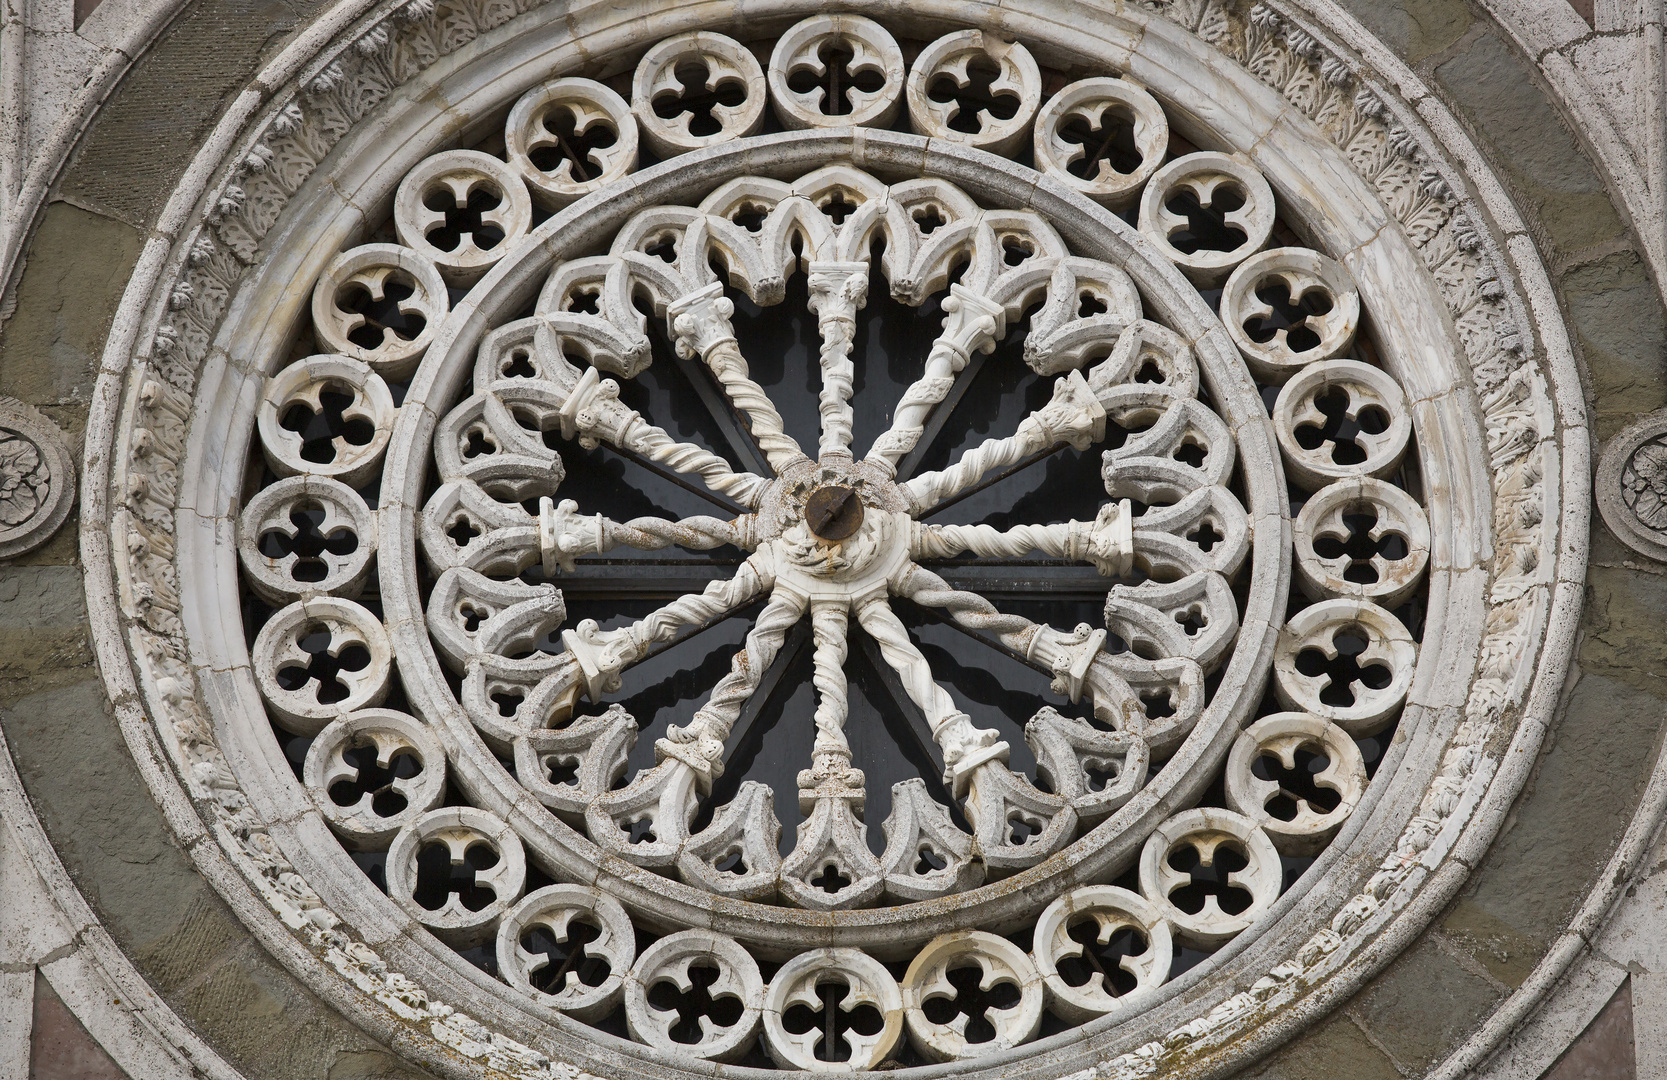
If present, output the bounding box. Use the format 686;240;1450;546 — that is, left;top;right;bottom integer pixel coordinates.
666;336;773;476
538;554;774;722
670;282;808;474
865;284;1005;474
539;496;756;574
854;598;1006;792
892;562;1137;719
656;585;810;790
809;603;853;764
807;261;869;458
560;366;771;508
902;369;1105;513
910;502;1133;575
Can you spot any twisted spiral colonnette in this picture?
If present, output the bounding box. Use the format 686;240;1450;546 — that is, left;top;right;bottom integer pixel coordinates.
619;557;770;660
810;605;851;758
704;341;805;471
670;589;808;752
604;513;753;553
868;369;956;464
896;563;1038;654
903;424;1047;510
623;421;772;505
815;316;857;457
855;598;969;738
912;522;1071;561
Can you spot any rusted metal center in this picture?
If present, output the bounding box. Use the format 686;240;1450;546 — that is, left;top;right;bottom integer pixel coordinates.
804;484;865;542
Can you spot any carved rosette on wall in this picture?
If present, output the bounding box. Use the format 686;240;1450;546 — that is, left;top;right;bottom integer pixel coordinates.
84;2;1584;1079
1598;410;1667;562
0;396;73;559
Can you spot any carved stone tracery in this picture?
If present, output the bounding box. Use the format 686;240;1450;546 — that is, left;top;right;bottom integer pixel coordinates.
83;1;1583;1077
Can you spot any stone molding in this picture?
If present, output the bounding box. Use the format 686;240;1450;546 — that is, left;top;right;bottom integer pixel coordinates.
61;2;1586;1080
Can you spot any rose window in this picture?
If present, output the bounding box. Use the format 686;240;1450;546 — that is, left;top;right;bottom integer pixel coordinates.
105;4;1572;1078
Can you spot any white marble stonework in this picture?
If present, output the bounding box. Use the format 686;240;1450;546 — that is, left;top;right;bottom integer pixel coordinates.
18;0;1667;1077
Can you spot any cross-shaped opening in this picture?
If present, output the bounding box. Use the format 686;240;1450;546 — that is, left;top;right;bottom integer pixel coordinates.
785;39;886;116
912;205;947;234
327;739;422;817
446;515;480;547
1243;279;1334;353
914;846;949;874
622;817;657;845
1162;183;1248;254
927;55;1021;135
412;839;500;912
528;105;618;180
565;288;600;314
1187;520;1223;552
421;183;507;253
1164;840;1253;915
334;273;426;351
520;917;612;994
1295;627;1394;708
820;192;859;224
781;978;887;1062
810;862;852;893
275;626;371;705
1055;917;1149;996
279;384;376;465
1057;104;1145;180
651;60;748;138
1311;508;1410;585
1078;292;1109;317
920;964;1022;1044
542;753;579;787
1174;605;1208;637
1001;236;1035;266
1293;387;1390;467
646;963;745;1044
1251;745;1343;821
259;504;359;583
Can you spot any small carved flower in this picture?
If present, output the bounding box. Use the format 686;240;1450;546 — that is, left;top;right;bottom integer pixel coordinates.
0;433;47;526
1623;438;1667;531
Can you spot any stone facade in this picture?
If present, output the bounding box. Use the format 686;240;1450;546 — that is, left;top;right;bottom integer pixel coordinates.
1;0;1665;1077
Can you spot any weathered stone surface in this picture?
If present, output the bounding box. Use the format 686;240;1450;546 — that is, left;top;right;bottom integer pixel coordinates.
1464;671;1663;952
1331;0;1473;65
1435;27;1625;256
1239;1013;1401;1080
1349;937;1505;1071
57;0;327;229
0;203;142;406
0;566;93;709
1442;899;1545;989
1566;250;1667;440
